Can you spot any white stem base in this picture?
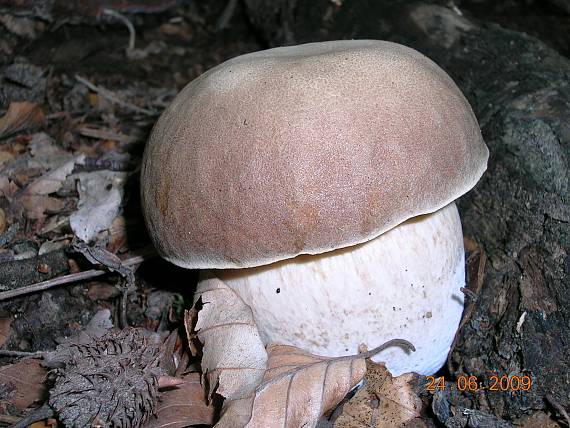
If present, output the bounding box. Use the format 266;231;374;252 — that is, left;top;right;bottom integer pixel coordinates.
210;203;465;376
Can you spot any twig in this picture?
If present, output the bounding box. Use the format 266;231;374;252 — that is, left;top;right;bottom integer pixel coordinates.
77;125;142;144
0;248;156;301
119;281;129;329
0;350;44;358
216;0;239;31
75;75;154;116
102;8;136;51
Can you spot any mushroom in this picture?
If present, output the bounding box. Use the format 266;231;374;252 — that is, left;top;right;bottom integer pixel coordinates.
141;40;488;376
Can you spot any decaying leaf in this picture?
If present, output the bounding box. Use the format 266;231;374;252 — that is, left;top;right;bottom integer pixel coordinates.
69;170;127;242
145;372;216;428
28;133;71;168
514;411;561;428
0;358;47;410
0;101;44;138
190;274;267;401
218;340;414;428
333;361;421;428
19;194;66;219
16;133;85;220
25;155;81;196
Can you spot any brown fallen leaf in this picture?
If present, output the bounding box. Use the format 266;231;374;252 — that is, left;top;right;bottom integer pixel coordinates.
144;372;216;428
25;155;82;195
333;361;421;428
514;411;561;428
190;274;268;402
19;194;66;219
0;358;47;409
217;340;414;428
0;101;44;138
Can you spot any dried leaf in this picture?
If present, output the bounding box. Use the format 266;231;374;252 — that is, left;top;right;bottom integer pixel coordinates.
333;361;421;428
191;275;267;401
0;150;14;165
28;133;70;168
145;372;215;428
69;170;127;242
25;155;82;195
15;133;84;220
20;194;65;219
0;358;47;409
0;101;44;138
218;344;369;428
515;411;561;428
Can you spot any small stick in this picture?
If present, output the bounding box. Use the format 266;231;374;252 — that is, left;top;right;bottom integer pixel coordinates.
0;350;44;358
119;284;128;329
0;250;156;302
77;125;142;144
75;75;154;116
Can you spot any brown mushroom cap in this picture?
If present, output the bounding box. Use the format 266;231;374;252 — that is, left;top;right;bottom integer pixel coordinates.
141;40;488;269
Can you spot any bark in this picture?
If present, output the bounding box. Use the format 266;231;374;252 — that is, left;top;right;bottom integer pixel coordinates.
245;0;570;420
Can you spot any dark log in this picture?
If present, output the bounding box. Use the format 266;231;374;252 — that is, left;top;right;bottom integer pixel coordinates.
245;0;570;419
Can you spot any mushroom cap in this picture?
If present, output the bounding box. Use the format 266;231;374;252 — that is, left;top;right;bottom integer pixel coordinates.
141;40;488;269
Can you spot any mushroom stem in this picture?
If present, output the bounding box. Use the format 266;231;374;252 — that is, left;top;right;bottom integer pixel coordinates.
208;202;465;376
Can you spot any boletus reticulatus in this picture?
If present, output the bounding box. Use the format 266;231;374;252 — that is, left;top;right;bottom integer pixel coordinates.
141;40;489;375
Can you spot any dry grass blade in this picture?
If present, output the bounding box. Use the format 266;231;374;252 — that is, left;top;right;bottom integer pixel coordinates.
145;373;216;428
0;358;47;410
75;74;154;116
217;340;414;428
76;125;143;144
190;275;267;402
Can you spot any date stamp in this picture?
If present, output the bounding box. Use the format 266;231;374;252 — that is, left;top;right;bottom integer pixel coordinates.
426;375;532;392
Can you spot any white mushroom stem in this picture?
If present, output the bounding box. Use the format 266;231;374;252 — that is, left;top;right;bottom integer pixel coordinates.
206;203;465;376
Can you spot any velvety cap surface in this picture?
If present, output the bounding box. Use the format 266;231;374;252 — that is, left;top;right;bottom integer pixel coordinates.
141;40;489;269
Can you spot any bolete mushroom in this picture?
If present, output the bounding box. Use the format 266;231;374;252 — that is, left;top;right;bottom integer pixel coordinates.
141;40;488;376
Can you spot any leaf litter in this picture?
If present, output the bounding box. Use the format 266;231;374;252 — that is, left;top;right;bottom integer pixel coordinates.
332;360;422;428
